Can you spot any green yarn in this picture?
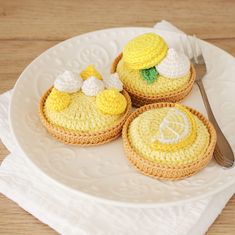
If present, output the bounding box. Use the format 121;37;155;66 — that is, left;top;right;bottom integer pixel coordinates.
140;67;158;84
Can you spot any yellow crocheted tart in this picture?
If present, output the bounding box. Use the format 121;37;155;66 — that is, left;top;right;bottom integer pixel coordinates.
39;66;131;146
113;33;195;107
117;58;191;96
128;105;209;166
44;89;126;133
122;103;217;180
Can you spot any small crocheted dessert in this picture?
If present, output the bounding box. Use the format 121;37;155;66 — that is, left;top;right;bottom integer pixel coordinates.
39;66;131;145
112;33;196;107
122;103;216;180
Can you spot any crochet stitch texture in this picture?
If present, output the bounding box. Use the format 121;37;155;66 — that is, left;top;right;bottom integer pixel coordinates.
128;106;210;166
123;33;168;70
96;89;127;115
122;103;217;180
117;58;191;96
44;91;124;132
45;88;71;112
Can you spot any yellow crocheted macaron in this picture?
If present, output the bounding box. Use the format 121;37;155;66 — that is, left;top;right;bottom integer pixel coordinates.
122;103;217;180
123;33;168;70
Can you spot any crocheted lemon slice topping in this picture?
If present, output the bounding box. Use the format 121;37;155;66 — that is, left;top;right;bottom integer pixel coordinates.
123;33;168;70
151;104;196;151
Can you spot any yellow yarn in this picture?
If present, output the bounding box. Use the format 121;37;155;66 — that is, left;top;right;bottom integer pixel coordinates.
128;107;210;166
151;104;197;151
117;58;191;96
80;65;103;80
45;88;71;112
44;91;123;132
123;33;168;70
96;89;127;115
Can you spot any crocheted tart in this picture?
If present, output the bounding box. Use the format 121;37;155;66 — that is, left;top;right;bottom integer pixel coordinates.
39;66;131;145
111;33;196;107
122;103;217;180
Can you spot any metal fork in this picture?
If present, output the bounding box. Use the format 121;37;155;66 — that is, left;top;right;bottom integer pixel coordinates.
194;64;234;168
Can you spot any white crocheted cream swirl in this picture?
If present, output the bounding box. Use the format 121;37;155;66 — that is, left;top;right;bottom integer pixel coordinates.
54;71;83;93
81;76;104;96
156;48;190;79
103;73;123;91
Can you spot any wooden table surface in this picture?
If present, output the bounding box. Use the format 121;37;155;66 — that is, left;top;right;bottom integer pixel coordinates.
0;0;235;234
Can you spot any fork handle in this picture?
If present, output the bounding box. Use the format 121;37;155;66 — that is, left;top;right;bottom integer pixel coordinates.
196;80;234;167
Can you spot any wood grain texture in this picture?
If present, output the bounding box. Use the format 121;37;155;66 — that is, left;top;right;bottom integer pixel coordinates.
0;0;235;40
0;0;235;234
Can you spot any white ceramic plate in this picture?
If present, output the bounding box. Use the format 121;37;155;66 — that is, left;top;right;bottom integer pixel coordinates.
9;27;235;207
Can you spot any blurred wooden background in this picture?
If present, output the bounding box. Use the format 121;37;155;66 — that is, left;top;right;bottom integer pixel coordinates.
0;0;235;234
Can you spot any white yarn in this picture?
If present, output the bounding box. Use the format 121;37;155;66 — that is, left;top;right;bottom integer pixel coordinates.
151;108;190;144
81;76;104;96
156;48;190;79
54;70;83;93
103;73;123;91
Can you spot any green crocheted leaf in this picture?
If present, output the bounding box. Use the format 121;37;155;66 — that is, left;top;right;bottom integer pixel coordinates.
140;67;158;84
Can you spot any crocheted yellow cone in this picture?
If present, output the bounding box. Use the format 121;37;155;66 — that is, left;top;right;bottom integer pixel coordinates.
122;103;217;180
112;33;196;107
39;67;131;146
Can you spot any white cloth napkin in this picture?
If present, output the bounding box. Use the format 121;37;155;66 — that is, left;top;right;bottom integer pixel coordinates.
1;21;235;235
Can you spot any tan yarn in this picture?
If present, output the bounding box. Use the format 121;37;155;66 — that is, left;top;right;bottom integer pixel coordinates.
111;53;196;107
122;102;217;180
39;87;132;146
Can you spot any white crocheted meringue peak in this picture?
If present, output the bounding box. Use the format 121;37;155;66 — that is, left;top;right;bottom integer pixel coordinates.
156;48;190;79
54;70;83;93
103;73;123;91
81;76;104;96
